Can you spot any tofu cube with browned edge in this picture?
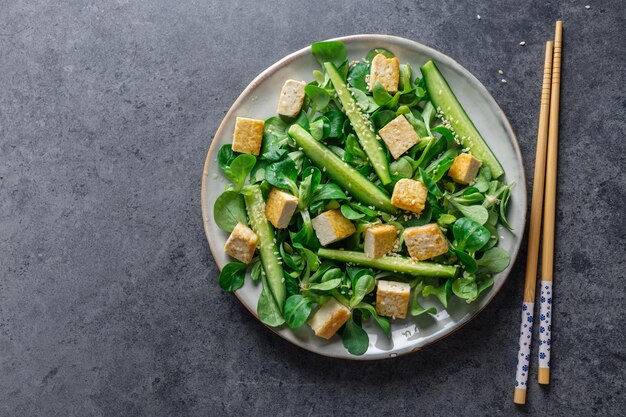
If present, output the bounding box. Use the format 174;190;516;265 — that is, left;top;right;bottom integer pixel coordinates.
311;209;356;246
448;153;483;184
378;115;420;159
276;80;306;118
369;54;400;93
403;223;449;261
391;178;427;214
364;224;398;258
376;280;411;319
265;187;299;229
232;117;264;155
224;223;258;264
308;298;352;340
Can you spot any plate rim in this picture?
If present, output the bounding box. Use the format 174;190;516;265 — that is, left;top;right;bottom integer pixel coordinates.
201;34;527;360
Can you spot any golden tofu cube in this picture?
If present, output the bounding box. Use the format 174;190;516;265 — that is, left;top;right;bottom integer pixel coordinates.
391;178;427;214
448;153;482;184
403;223;449;261
311;209;356;246
376;280;411;319
378;115;420;159
232;117;264;155
369;54;400;93
276;79;306;118
224;223;258;264
265;187;299;229
364;224;398;258
308;298;351;340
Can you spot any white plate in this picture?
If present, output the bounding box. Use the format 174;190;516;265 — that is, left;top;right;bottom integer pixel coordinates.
201;34;527;360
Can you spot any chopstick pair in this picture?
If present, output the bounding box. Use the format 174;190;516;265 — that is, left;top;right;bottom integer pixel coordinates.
513;20;563;405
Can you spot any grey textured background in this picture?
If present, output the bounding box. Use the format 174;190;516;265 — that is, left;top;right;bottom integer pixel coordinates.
1;0;625;416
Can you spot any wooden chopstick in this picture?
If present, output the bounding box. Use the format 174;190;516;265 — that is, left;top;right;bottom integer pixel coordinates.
513;39;554;405
538;20;563;386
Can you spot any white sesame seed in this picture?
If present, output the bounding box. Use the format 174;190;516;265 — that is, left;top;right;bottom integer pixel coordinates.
498;69;504;75
585;5;591;9
476;14;481;20
501;79;508;84
519;41;526;46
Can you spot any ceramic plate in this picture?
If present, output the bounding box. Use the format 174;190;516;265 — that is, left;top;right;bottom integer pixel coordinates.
201;34;527;360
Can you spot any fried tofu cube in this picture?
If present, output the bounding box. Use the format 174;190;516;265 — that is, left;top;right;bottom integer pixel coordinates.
391;178;427;214
224;223;258;264
364;224;398;258
378;115;420;159
265;187;299;229
369;54;400;93
308;298;352;340
276;79;306;118
311;209;356;246
403;223;449;261
232;117;264;155
448;153;483;185
376;280;411;319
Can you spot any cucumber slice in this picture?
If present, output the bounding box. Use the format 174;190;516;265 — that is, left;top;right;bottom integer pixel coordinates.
288;124;397;214
324;62;392;185
318;248;457;278
420;60;505;178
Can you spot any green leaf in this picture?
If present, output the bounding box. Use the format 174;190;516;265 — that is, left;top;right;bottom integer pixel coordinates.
410;283;437;316
372;81;393;105
345;133;367;161
305;85;331;114
325;110;345;138
477;277;494;295
309;278;342;292
214;191;247;233
225;154;256;191
453;217;491;252
437;213;456;228
499;187;513;230
452;201;490;225
250;258;263;282
350;274;375;308
217;144;237;172
283;294;313;328
452;278;478;302
365;47;395;61
298;167;321;207
257;272;285;327
422;280;451;308
342;317;369;355
355;302;391;336
450;247;477;273
311;183;348;204
347;62;369;92
371;109;397;129
340;204;365;220
419;167;443;198
265;158;298;195
390;156;415;179
219;262;247;292
311;41;347;67
476;247;510;273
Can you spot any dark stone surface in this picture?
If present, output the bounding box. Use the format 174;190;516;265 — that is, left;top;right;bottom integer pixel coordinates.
1;1;624;415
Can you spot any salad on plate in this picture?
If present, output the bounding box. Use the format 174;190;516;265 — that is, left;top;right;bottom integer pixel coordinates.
213;40;514;355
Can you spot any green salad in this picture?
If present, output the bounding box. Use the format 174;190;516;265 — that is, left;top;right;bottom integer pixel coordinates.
213;40;514;355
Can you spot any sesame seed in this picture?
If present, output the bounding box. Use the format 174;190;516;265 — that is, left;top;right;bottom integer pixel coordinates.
585;5;591;9
498;69;504;75
476;14;481;20
501;79;508;84
519;41;526;46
